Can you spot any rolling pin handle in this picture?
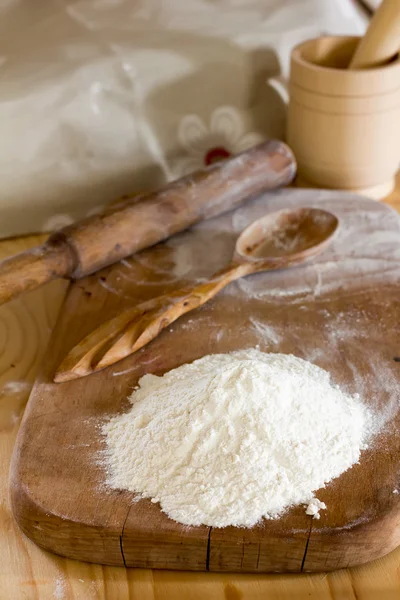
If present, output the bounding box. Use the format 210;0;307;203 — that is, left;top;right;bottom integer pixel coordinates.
0;240;76;306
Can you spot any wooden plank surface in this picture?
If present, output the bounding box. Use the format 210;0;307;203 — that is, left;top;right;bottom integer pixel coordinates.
0;177;399;598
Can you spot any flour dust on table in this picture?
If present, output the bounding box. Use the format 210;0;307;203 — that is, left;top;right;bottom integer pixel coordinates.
102;349;374;528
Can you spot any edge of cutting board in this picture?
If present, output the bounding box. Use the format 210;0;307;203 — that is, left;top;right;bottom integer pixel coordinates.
10;466;400;571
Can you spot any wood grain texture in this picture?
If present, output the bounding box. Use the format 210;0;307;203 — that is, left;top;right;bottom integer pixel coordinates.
9;187;400;575
0;175;399;598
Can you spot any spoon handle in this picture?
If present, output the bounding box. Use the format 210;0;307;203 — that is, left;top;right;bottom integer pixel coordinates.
54;261;251;382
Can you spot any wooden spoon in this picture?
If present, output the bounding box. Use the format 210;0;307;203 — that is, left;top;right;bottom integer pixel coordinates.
54;207;339;382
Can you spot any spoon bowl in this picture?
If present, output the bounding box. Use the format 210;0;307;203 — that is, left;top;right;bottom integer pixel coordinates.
235;207;339;264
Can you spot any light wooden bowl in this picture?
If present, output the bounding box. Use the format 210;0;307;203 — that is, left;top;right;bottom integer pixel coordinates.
287;36;400;199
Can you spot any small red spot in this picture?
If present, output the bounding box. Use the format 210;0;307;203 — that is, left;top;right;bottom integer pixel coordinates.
204;146;231;166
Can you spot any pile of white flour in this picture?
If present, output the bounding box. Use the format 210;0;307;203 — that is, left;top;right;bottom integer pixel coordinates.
103;349;373;528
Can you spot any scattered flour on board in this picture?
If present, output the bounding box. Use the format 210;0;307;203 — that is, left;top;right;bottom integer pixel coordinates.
53;576;66;600
305;497;327;520
249;316;281;345
0;381;31;395
103;349;374;528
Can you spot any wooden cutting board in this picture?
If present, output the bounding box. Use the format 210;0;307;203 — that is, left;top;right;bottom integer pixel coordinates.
10;189;400;573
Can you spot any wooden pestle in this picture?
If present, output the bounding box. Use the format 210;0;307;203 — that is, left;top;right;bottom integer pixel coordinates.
349;0;400;69
0;140;296;307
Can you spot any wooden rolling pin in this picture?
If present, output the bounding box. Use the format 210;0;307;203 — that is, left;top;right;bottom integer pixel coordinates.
349;0;400;69
0;140;296;306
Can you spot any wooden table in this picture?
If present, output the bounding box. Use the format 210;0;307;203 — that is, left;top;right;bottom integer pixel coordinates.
1;180;400;600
